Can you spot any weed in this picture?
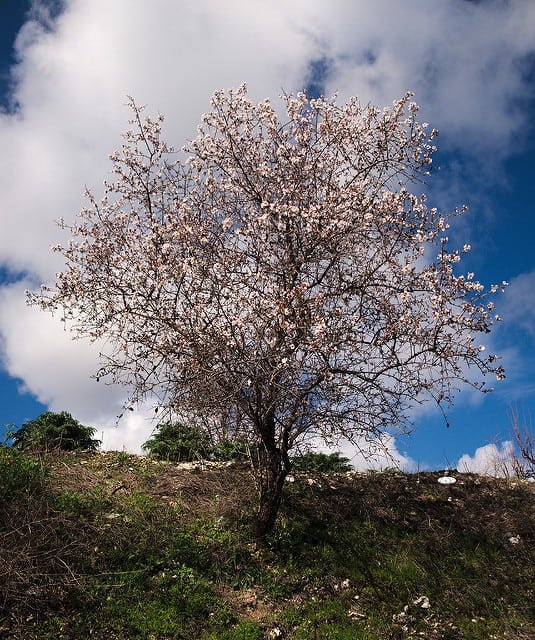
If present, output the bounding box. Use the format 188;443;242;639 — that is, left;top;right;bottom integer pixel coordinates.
108;449;131;466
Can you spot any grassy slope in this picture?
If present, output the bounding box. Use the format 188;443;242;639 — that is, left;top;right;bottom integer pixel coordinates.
1;449;534;640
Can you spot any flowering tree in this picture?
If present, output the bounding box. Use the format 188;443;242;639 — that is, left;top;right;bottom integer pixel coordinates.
30;85;505;541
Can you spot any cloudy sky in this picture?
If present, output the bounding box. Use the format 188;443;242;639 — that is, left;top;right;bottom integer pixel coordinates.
1;0;534;473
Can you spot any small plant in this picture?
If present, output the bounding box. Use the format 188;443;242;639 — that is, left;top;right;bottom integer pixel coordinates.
9;411;101;453
290;451;353;473
109;449;132;466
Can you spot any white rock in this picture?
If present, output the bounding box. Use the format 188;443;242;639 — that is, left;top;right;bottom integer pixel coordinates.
413;595;431;609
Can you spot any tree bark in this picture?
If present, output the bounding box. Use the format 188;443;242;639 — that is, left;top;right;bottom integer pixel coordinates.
252;413;290;545
252;444;288;545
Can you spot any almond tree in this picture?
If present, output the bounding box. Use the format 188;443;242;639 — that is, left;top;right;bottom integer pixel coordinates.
30;85;505;542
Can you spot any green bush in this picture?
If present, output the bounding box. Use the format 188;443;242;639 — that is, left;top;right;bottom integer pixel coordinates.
9;411;101;452
142;422;212;462
291;451;353;473
211;438;255;462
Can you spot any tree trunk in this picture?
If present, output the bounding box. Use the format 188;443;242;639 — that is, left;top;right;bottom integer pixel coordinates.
252;434;289;545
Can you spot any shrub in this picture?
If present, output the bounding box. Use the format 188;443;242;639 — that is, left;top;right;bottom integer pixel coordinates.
142;422;212;462
291;451;353;473
211;438;256;462
9;411;101;453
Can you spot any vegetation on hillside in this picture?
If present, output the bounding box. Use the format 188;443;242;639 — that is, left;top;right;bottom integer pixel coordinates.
142;422;255;464
8;411;101;452
1;448;533;639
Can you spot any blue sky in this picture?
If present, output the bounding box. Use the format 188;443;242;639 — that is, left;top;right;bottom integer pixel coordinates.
0;0;47;428
0;1;534;472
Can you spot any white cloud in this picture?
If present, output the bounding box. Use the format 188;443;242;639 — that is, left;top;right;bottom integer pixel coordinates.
0;279;152;451
0;0;534;453
318;0;535;154
96;407;158;454
1;0;318;276
314;434;417;472
457;440;518;477
500;270;535;338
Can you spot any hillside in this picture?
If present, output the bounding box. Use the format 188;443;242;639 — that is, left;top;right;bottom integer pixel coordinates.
1;449;534;639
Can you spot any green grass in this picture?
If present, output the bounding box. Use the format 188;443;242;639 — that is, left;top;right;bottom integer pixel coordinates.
1;451;534;639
